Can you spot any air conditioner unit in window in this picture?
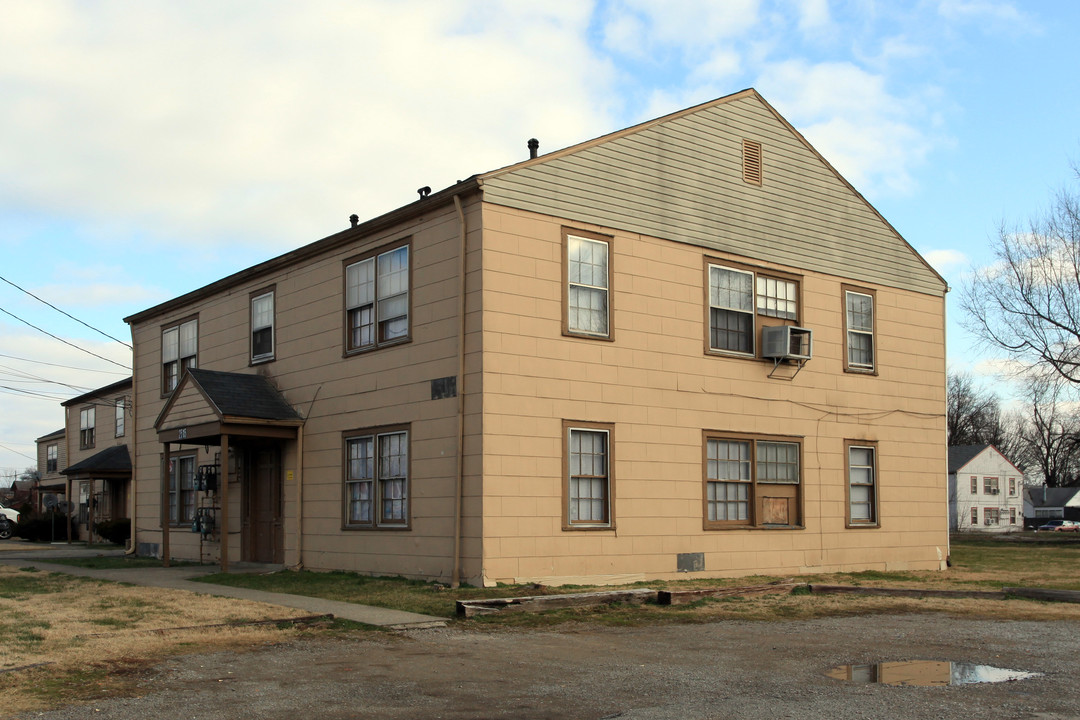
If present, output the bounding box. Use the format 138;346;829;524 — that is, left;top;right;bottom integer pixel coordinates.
762;326;812;361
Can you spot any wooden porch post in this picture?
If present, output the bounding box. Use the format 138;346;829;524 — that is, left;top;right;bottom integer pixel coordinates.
220;434;230;573
162;442;171;568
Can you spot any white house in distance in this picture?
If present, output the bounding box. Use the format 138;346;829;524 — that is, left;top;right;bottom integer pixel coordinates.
947;445;1024;532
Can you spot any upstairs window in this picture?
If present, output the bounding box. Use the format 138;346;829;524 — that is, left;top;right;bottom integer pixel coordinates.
46;444;58;473
162;318;197;393
115;397;125;437
984;477;1000;495
80;406;95;449
970;476;978;494
251;290;275;362
1009;478;1017;496
564;230;612;339
345;243;410;353
708;261;801;357
844;287;876;373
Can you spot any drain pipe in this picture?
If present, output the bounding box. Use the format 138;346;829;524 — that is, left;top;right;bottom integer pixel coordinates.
293;385;320;571
451;193;467;588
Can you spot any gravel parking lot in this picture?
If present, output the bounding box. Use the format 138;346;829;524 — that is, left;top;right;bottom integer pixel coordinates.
18;613;1080;720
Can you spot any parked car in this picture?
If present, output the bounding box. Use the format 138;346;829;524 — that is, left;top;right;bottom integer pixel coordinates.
1036;519;1080;532
0;501;17;540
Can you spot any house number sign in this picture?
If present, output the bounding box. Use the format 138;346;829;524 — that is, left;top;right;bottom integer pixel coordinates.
177;427;187;440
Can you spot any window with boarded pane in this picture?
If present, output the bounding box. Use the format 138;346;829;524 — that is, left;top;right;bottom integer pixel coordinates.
563;229;612;339
704;433;801;529
564;422;613;529
846;442;878;526
251;290;274;362
162;318;197;393
345;242;410;354
844;288;875;372
343;427;409;529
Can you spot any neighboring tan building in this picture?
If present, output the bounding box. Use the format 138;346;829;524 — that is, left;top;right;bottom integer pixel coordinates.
124;88;949;585
35;427;67;510
947;445;1024;532
60;378;133;541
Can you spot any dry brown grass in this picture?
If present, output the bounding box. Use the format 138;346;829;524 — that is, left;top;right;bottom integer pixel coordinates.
0;565;315;714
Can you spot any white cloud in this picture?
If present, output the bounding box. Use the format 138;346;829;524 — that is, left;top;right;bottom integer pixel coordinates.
755;60;930;195
0;1;614;251
922;248;968;274
600;0;761;52
936;0;1037;31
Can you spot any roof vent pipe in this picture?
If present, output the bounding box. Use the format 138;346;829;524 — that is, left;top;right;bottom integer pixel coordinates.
349;214;359;228
418;186;431;199
528;138;539;159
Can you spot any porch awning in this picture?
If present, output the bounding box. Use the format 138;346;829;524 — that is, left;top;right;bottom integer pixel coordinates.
154;368;303;445
61;445;132;479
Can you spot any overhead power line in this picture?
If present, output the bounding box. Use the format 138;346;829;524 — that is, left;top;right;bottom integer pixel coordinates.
0;442;37;462
0;306;131;370
0;274;132;349
0;351;129;375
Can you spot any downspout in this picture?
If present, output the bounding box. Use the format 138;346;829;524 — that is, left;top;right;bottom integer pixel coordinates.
126;343;137;554
451;193;467;587
942;287;951;569
294;385;319;572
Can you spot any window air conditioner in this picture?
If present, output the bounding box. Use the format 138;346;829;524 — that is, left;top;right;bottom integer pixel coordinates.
762;326;812;361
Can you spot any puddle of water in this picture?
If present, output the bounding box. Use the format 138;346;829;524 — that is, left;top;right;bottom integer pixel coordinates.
825;660;1042;687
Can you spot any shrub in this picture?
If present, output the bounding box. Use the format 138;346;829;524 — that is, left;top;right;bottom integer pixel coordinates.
94;518;131;545
14;512;79;542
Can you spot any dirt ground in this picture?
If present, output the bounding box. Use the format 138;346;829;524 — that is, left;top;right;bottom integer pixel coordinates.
16;613;1080;720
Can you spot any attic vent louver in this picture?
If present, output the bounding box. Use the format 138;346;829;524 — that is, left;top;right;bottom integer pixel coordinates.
742;139;762;185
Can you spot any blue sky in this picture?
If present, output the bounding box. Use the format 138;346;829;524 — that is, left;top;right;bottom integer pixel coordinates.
2;0;1078;475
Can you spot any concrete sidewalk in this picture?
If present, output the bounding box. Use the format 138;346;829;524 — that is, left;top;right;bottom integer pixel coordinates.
0;541;446;629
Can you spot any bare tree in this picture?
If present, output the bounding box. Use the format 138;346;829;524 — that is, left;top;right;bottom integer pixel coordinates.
961;169;1080;383
947;371;1003;446
1012;373;1080;487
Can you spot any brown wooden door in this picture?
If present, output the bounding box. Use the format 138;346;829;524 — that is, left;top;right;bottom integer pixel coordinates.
244;446;282;563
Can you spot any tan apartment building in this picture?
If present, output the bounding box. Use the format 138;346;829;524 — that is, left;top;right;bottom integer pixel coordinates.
125;88;948;585
35;427;67;510
60;377;133;540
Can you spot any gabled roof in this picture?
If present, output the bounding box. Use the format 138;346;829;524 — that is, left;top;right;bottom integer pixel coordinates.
947;444;1023;475
155;368;303;431
61;445;131;477
36;428;65;443
61;377;133;407
1024;486;1080;509
948;445;990;473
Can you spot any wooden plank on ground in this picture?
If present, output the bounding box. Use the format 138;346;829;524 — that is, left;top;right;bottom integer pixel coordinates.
808;585;1007;600
456;588;656;618
657;583;800;606
1004;587;1080;604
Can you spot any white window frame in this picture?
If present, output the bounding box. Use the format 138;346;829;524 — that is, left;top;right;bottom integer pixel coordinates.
251;290;275;362
844;288;875;372
168;454;196;525
565;232;611;338
115;397;125;437
80;406;95;449
343;428;409;528
847;442;878;527
345;244;410;353
162;318;197;394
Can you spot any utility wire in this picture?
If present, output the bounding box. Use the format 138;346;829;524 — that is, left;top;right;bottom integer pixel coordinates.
0;442;36;462
0;306;131;370
0;363;94;393
0;351;129;375
0;274;132;348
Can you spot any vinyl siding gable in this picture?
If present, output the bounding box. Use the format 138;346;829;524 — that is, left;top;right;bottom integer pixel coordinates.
480;90;944;298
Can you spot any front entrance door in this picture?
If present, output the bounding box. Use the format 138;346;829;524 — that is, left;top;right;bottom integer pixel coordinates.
243;446;282;563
